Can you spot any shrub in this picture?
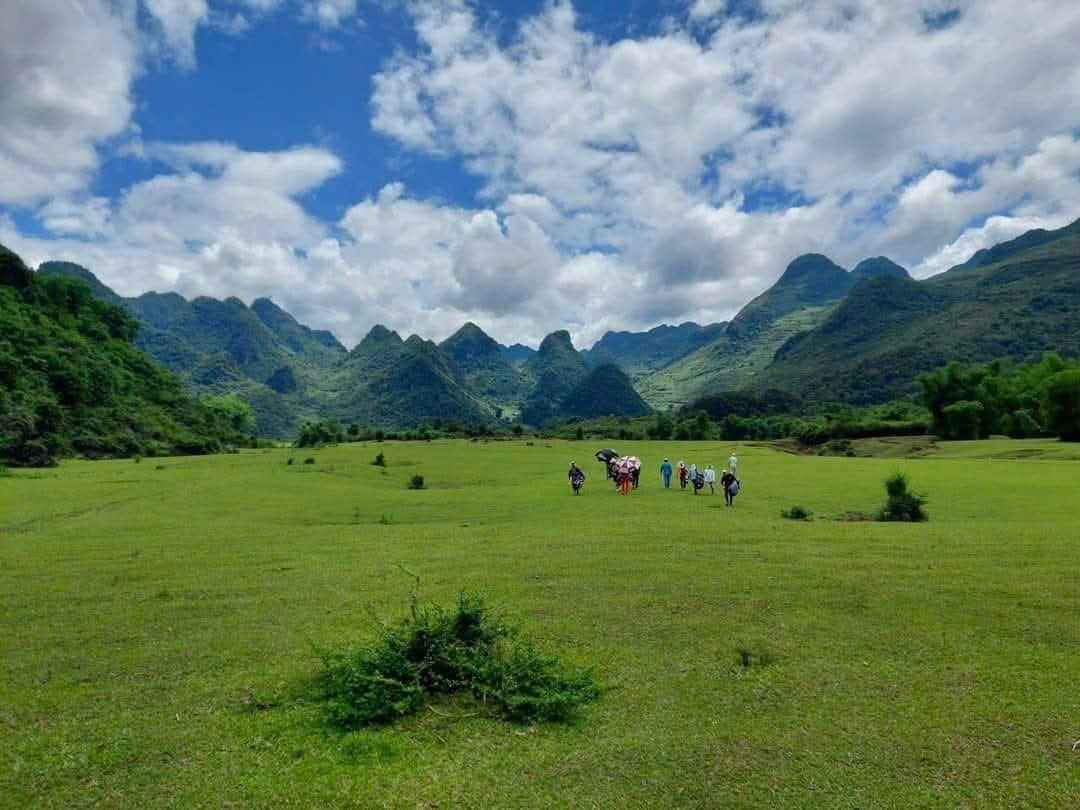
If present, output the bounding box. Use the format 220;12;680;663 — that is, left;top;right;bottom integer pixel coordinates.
315;593;599;728
781;505;813;520
877;472;928;522
512;424;524;436
287;457;295;466
372;452;386;467
1042;370;1080;441
408;474;425;490
304;457;316;465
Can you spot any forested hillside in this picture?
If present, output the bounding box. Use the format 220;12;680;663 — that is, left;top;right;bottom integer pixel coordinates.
758;219;1080;403
0;246;242;466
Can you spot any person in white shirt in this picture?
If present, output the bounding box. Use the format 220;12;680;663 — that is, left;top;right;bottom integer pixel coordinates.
728;449;738;476
704;465;716;494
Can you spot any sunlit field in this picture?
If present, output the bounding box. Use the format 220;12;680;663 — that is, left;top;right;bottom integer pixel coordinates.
2;439;1078;808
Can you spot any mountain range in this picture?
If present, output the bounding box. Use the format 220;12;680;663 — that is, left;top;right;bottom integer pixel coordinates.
20;215;1080;432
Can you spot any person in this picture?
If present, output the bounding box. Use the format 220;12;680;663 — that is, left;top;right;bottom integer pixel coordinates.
568;462;585;494
721;470;740;507
728;449;738;477
704;464;716;494
618;469;632;496
660;458;673;489
631;464;641;489
678;461;688;489
689;462;697;485
692;468;705;495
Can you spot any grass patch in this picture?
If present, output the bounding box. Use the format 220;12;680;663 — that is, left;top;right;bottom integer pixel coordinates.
781;505;813;520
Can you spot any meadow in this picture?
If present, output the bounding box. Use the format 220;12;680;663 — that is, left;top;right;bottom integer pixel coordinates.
1;438;1078;808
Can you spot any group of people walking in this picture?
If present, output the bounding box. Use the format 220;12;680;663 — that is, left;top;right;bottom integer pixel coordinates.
572;449;741;506
659;451;740;505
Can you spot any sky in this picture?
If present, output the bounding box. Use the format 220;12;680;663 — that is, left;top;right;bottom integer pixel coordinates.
2;1;1079;349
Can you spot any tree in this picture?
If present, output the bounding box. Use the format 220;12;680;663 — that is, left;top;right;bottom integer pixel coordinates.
201;394;256;434
648;411;673;440
1042;370;1080;441
941;400;984;440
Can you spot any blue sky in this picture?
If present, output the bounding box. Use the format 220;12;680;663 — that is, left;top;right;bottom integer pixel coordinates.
2;1;1080;348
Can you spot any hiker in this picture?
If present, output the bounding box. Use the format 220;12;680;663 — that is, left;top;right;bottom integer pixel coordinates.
568;462;585;495
678;461;688;489
689;462;697;485
660;458;673;489
704;464;716;495
721;470;740;507
692;467;705;495
728;449;738;477
631;464;641;489
618;469;632;496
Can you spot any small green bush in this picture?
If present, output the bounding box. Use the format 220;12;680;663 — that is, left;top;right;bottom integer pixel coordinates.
781;505;812;520
877;472;928;522
315;593;598;728
372;452;386;467
287;457;295;466
408;474;425;490
304;457;316;465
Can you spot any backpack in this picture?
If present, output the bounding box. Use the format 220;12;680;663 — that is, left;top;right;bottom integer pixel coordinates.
728;479;740;496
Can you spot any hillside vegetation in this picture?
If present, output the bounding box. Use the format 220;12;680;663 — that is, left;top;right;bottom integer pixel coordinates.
0;246;241;466
760;220;1080;403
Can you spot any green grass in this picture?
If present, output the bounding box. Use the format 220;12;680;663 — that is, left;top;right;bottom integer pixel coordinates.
2;439;1079;808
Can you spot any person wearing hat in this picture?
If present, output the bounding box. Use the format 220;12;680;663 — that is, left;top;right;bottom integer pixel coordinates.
660;458;673;489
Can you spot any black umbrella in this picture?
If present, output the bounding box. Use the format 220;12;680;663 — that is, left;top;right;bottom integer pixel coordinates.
595;448;619;463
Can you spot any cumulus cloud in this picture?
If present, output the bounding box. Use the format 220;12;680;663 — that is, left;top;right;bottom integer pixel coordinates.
0;0;137;206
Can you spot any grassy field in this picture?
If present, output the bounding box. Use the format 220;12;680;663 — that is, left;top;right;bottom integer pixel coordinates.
2;439;1078;808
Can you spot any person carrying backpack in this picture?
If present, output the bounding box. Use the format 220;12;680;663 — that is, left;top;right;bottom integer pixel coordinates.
721;470;740;507
678;461;688;489
660;458;673;489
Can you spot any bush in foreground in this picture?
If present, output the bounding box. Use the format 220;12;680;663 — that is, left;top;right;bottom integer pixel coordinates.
781;505;813;520
372;452;386;467
315;593;598;728
408;474;425;490
877;472;928;522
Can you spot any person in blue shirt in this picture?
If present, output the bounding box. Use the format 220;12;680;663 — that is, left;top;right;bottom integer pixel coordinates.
660;458;673;489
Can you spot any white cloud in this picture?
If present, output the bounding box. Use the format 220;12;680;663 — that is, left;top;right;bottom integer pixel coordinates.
0;0;137;205
300;0;359;29
143;0;210;67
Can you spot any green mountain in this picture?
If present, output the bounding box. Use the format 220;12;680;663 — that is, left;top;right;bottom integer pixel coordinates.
639;254;910;409
581;321;726;378
1;245;238;466
35;263;344;435
757;218;1080;404
851;257;910;283
439;322;529;408
328;328;491;426
558;363;652;420
251;297;346;366
500;343;536;367
520;330;590;426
